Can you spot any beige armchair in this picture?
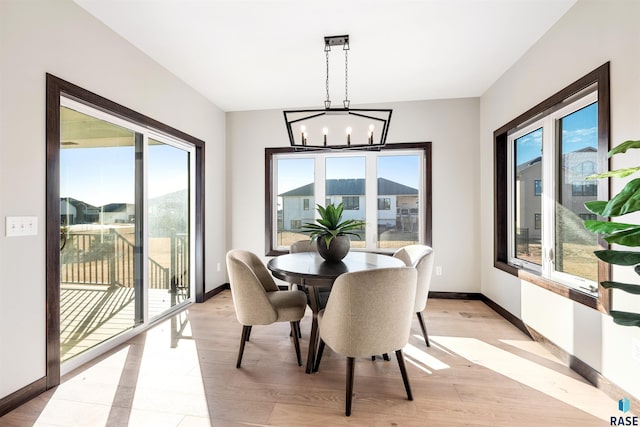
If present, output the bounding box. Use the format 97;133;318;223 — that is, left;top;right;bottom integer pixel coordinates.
289;239;330;310
393;245;434;347
314;267;417;416
289;239;317;253
226;249;308;368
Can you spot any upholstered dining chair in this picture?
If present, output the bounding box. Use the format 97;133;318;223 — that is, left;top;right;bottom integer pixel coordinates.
289;240;330;310
289;239;317;253
393;245;434;347
314;267;417;416
226;249;307;368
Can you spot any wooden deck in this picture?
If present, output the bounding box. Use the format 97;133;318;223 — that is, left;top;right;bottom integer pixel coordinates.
61;284;187;361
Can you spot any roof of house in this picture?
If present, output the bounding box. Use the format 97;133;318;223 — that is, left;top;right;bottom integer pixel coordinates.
279;178;418;197
60;197;99;210
101;203;130;213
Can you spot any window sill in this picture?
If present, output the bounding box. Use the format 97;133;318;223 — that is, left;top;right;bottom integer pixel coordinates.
494;260;605;312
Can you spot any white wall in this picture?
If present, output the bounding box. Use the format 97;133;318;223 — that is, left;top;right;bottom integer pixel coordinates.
480;0;640;399
0;0;226;399
226;97;480;293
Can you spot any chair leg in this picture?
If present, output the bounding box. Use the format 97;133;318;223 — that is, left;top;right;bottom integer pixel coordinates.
395;350;413;401
291;321;302;366
416;311;430;347
314;339;326;372
346;357;355;416
236;325;251;368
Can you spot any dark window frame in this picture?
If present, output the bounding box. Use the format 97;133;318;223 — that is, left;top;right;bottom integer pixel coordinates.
378;197;391;210
45;74;206;389
342;196;360;210
265;142;432;256
493;63;611;311
534;179;542;196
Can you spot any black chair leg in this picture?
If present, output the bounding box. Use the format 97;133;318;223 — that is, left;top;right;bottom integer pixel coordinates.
314;339;326;372
291;321;302;366
346;356;355;416
416;311;430;347
236;325;251;368
395;350;413;401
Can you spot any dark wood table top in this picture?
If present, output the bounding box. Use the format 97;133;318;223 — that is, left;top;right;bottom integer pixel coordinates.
267;251;405;284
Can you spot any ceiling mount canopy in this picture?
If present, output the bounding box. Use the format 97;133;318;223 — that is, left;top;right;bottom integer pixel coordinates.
284;35;392;151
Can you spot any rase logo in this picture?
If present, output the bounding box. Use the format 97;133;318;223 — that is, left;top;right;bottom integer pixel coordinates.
611;397;638;426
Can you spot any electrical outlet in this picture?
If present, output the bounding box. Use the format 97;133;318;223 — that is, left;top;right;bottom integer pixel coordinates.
216;262;221;272
435;266;442;276
6;216;38;237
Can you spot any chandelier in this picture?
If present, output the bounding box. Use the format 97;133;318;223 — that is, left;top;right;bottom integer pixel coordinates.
283;35;392;150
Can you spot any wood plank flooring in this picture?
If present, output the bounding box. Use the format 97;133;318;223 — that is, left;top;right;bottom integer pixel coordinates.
1;290;626;426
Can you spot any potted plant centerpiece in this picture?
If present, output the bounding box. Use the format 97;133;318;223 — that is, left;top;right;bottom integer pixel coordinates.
302;202;365;262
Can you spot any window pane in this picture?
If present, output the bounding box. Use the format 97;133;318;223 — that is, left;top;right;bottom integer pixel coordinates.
377;155;420;249
555;103;598;282
277;158;314;247
60;107;138;361
147;139;190;319
326;157;366;248
514;128;543;265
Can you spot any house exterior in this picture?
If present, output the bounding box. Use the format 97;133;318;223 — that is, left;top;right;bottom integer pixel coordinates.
279;178;418;232
60;197;100;225
100;203;136;224
516;147;598;245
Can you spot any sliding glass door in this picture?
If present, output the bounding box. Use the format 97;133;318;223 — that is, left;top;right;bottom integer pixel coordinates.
59;98;195;364
147;138;192;319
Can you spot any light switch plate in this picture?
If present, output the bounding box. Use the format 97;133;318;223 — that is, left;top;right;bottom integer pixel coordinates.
6;216;38;236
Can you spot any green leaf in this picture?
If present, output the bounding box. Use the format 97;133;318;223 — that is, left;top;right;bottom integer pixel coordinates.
585;200;608;216
610;310;640;327
587;167;640;180
594;249;640;266
604;227;640;247
583;220;638;234
600;281;640;295
608;140;640;157
595;178;640;217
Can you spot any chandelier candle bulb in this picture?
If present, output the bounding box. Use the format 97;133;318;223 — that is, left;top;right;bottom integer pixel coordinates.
323;127;328;146
346;127;352;146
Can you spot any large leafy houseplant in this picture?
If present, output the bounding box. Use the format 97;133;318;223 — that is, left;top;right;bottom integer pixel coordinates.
302;202;365;247
584;139;640;327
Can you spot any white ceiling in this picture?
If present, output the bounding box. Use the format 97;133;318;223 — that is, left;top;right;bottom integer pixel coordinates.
74;0;576;112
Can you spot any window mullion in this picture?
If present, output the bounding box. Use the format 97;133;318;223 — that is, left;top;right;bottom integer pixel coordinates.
365;152;377;249
315;155;326;219
541;116;555;279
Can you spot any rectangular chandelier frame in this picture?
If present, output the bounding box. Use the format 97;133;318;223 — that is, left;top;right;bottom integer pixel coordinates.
283;108;392;151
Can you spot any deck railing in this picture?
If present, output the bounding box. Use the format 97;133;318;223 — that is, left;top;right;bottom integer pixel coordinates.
60;229;185;290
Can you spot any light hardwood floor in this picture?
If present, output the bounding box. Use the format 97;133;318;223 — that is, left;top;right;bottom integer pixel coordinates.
1;290;627;426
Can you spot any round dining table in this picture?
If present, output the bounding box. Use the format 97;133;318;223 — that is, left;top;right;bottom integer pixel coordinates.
267;251;405;373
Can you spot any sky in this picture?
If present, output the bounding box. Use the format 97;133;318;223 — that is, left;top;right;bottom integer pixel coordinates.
516;102;597;165
61;144;188;207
